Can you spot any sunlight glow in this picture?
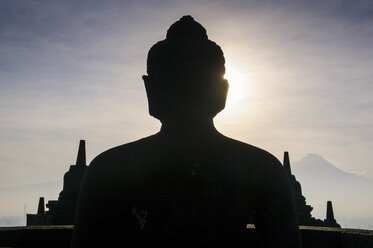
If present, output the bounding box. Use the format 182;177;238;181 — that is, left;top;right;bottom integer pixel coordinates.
224;63;251;108
215;62;256;136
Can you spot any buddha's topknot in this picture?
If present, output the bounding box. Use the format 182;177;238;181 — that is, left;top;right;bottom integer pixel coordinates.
146;15;225;80
166;15;208;41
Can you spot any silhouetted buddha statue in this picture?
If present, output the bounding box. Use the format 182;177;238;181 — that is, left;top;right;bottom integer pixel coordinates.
72;16;302;248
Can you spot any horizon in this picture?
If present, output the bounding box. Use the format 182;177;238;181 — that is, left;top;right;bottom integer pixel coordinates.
1;0;372;229
0;151;369;189
1;147;372;230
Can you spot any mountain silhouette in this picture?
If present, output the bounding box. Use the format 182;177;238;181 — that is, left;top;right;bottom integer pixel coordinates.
292;154;373;230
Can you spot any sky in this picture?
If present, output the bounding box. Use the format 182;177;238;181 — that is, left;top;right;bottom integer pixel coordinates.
0;0;372;195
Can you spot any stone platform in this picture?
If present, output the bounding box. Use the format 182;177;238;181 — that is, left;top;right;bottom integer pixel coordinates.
0;225;372;247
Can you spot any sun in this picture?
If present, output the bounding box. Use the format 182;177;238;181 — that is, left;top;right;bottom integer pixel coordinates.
224;64;250;108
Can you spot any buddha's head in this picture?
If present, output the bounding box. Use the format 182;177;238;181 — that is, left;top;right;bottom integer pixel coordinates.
143;16;229;122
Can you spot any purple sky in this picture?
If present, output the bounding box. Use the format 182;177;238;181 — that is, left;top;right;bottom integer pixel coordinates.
0;0;372;190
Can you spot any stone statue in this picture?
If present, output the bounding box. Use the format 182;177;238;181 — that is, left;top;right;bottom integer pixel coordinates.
72;16;302;248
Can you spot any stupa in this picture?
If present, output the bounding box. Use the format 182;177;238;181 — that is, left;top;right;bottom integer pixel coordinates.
27;140;88;225
283;151;340;227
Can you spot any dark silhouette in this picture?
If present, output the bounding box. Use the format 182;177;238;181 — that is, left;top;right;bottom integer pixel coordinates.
283;152;340;228
49;140;88;224
72;16;302;247
37;197;45;215
27;140;88;225
283;151;324;226
324;201;341;228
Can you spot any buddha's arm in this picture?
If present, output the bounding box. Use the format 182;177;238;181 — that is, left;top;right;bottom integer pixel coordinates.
253;156;303;248
71;155;139;247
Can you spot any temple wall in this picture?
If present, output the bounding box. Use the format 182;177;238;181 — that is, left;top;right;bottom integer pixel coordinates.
0;225;372;248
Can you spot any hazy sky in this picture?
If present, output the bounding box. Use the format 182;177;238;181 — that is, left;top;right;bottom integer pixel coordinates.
1;0;373;188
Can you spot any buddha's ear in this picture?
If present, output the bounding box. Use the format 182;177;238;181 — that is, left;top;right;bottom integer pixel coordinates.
142;75;150;86
142;75;153;99
142;75;162;120
213;78;229;116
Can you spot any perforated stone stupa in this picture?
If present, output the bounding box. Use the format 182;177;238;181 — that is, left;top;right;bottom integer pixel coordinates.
283;151;340;228
27;140;88;225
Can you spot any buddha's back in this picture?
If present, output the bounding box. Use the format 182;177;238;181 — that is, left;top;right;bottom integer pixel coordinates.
73;127;298;247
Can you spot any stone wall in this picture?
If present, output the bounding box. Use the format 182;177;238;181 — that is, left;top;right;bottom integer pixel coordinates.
0;225;73;248
299;226;373;248
0;225;372;247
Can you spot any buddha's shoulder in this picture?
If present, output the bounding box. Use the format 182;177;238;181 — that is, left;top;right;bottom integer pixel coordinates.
217;134;283;172
87;134;160;173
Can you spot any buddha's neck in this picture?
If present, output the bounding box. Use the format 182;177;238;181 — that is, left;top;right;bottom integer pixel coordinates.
160;117;217;138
